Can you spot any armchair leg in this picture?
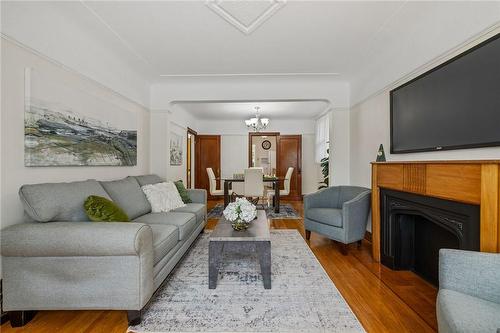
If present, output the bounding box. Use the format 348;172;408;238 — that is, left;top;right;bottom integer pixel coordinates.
127;310;142;326
9;311;37;327
305;230;311;240
340;243;349;256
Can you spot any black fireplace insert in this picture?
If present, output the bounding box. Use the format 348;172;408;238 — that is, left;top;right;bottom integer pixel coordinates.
380;189;480;286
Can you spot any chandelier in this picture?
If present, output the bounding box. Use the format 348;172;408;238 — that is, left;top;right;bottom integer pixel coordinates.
245;107;269;132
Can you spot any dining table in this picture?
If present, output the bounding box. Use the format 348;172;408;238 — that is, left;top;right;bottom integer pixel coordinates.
217;177;284;213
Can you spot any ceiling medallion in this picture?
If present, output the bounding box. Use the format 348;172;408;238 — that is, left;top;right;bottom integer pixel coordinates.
206;0;286;35
245;106;270;132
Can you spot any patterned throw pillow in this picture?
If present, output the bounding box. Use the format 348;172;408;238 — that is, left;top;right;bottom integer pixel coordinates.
84;195;130;222
174;180;192;204
141;182;186;213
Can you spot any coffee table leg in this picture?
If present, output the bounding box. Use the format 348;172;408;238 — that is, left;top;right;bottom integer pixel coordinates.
209;242;223;289
257;241;271;289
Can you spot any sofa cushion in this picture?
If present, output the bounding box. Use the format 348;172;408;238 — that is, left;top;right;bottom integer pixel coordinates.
135;174;164;187
306;208;343;227
437;289;500;333
100;177;151;219
148;224;179;265
19;179;111;222
134;212;197;240
172;203;205;224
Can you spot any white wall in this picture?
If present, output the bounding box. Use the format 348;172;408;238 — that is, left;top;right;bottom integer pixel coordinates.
1;1;151;107
350;28;500;190
0;38;151;229
150;76;351;187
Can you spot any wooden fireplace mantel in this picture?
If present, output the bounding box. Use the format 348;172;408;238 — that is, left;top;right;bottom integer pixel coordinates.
371;160;500;261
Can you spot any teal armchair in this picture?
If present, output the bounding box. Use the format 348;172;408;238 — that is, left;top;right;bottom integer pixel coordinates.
437;249;500;333
303;186;371;254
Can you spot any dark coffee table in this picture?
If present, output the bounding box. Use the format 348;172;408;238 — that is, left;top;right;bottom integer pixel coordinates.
209;210;271;289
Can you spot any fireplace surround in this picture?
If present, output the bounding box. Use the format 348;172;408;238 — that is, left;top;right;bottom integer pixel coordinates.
380;189;480;285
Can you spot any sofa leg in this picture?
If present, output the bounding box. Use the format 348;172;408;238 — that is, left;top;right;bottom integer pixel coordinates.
305;230;311;240
340;243;349;256
357;240;362;248
127;310;142;326
9;310;37;327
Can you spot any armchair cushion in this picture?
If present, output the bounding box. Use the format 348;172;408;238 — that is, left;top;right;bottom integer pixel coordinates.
437;289;500;333
306;208;343;227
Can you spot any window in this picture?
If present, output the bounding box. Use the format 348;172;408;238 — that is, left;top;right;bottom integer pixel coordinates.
315;113;330;163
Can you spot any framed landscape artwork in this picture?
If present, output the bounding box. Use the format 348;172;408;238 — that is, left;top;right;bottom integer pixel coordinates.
24;68;138;166
170;132;183;166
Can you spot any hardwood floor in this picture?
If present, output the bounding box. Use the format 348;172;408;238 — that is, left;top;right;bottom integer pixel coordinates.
1;200;437;333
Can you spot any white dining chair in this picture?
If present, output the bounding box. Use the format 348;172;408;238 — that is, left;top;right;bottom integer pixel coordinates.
267;167;294;207
206;168;230;197
244;168;264;206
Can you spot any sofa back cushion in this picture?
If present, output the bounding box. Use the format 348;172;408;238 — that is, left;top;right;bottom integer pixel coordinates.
134;174;164;186
19;179;110;222
100;177;151;219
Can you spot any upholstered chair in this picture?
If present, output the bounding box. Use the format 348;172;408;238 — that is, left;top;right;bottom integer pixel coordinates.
267;167;293;206
437;249;500;333
303;186;371;254
244;168;264;206
206;168;230;197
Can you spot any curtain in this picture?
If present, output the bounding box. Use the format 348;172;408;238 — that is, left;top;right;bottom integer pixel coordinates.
315;113;330;163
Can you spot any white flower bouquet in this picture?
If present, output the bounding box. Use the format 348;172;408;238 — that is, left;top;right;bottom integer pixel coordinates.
223;197;257;231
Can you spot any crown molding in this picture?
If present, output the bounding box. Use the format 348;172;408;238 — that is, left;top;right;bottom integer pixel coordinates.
159;72;340;78
206;0;286;35
1;33;149;110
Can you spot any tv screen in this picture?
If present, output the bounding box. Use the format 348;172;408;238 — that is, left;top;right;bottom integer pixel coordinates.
391;33;500;154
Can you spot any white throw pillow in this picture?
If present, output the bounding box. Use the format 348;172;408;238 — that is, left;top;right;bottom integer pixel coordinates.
141;182;186;213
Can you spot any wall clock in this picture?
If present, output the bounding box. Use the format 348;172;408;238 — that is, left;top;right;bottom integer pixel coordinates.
261;140;271;150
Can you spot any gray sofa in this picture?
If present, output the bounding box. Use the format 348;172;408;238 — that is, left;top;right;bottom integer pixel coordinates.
1;174;207;327
303;186;371;254
437;249;500;333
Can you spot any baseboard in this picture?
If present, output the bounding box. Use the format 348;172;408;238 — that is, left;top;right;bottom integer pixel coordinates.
364;231;372;243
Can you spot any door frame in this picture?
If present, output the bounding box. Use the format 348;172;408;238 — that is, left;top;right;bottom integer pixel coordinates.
248;132;281;172
195;135;221;199
279;134;302;200
186;127;197;189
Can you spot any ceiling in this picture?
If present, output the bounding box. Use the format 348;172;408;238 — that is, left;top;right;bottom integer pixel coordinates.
2;1;499;106
173;100;330;120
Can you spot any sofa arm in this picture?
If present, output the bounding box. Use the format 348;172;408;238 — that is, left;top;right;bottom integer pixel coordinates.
439;249;500;304
1;222;153;257
342;190;371;243
187;189;207;204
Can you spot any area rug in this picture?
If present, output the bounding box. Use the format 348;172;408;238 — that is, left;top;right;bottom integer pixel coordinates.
129;230;365;333
207;203;300;219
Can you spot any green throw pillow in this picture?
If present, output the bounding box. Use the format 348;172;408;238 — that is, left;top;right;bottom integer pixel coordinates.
174;180;192;204
84;195;130;222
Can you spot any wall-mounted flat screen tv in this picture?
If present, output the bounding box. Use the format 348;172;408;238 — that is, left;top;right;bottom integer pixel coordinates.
390;33;500;154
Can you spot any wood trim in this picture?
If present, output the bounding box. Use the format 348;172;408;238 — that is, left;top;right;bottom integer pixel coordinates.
186;128;197;189
371;161;500;261
480;164;499;252
371;163;381;261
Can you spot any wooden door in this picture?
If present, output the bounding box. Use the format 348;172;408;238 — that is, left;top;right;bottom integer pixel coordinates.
278;135;302;200
195;135;221;199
